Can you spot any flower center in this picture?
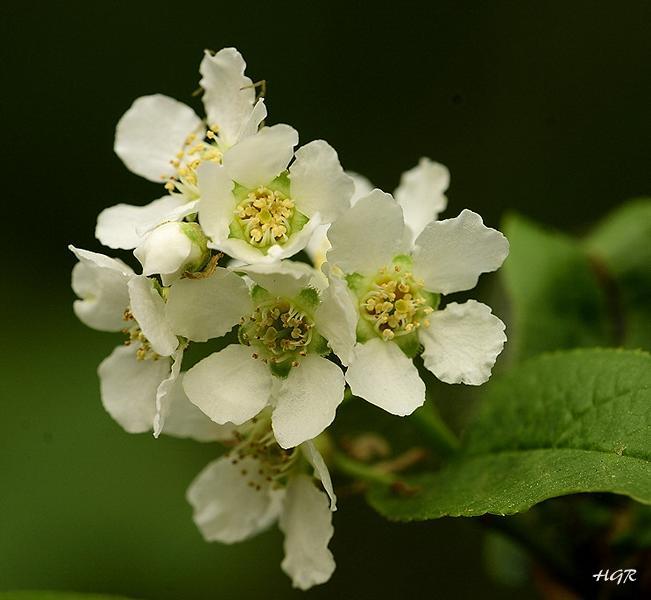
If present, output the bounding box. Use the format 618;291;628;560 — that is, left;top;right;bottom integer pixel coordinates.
229;424;299;490
121;309;160;360
239;299;313;366
360;266;433;341
235;187;295;248
165;129;222;199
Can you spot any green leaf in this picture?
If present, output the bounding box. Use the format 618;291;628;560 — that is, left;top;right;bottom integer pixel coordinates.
368;349;651;520
502;214;610;359
584;198;651;350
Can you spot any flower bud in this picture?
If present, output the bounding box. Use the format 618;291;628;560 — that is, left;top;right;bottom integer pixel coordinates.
134;222;209;285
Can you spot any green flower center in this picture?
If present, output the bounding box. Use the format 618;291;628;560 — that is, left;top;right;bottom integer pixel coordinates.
359;265;433;341
239;299;314;366
235;186;296;248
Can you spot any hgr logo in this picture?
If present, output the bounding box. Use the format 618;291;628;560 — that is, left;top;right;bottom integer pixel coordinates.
593;569;637;585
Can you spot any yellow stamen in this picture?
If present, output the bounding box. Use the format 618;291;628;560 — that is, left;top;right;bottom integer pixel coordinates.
235;187;295;248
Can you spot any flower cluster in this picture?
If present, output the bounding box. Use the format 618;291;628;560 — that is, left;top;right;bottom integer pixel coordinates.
70;48;509;589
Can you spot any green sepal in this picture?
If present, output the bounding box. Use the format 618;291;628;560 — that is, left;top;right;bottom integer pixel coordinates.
268;171;291;196
345;272;367;295
250;284;272;305
393;331;422;358
391;254;414;270
269;358;292;379
228;219;246;241
307;331;330;356
424;291;440;311
296;287;320;314
289;209;309;236
355;316;377;343
156;280;169;300
232;181;250;202
179;222;210;271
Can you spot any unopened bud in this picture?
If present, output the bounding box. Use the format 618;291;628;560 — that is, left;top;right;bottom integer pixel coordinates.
134;221;209;285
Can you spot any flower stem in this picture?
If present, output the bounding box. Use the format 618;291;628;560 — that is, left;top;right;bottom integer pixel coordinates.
410;401;460;458
332;451;398;486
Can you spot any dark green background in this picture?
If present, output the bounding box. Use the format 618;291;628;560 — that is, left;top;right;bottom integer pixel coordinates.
1;1;649;598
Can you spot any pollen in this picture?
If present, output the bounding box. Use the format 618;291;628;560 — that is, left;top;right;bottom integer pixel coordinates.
360;269;431;341
235;187;295;248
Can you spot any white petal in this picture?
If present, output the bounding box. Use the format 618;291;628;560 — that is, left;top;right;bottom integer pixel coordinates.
153;346;184;438
187;455;284;544
272;356;344;449
196;161;236;245
136;200;201;243
69;245;133;332
235;98;267;142
153;199;200;224
279;474;335;590
395;158;449;242
183;345;271;425
289;140;353;223
314;273;358;366
199;48;256;147
301;441;336;510
134;222;194;285
326;190;407;274
165;268;251;341
348;171;374;206
114;94;203;182
159;373;237;442
208;236;269;264
223;124;298;189
95;195;186;250
304;173;374;267
420;300;506;385
304;223;331;267
413;209;510;294
69;245;133;274
345;339;425;416
127;276;178;357
98;345;170;433
237;261;315;298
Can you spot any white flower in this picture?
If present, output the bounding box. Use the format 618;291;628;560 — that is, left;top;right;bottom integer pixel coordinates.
317;190;509;416
96;48;267;250
70;245;249;437
187;431;336;590
183;262;345;449
134;221;210;286
196;129;354;264
304;158;449;267
304;171;373;268
394;157;450;244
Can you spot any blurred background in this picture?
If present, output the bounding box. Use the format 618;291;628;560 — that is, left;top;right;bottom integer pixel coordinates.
1;1;649;598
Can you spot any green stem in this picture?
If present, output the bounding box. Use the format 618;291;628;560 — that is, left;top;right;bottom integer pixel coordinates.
332;451;397;486
410;401;461;458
